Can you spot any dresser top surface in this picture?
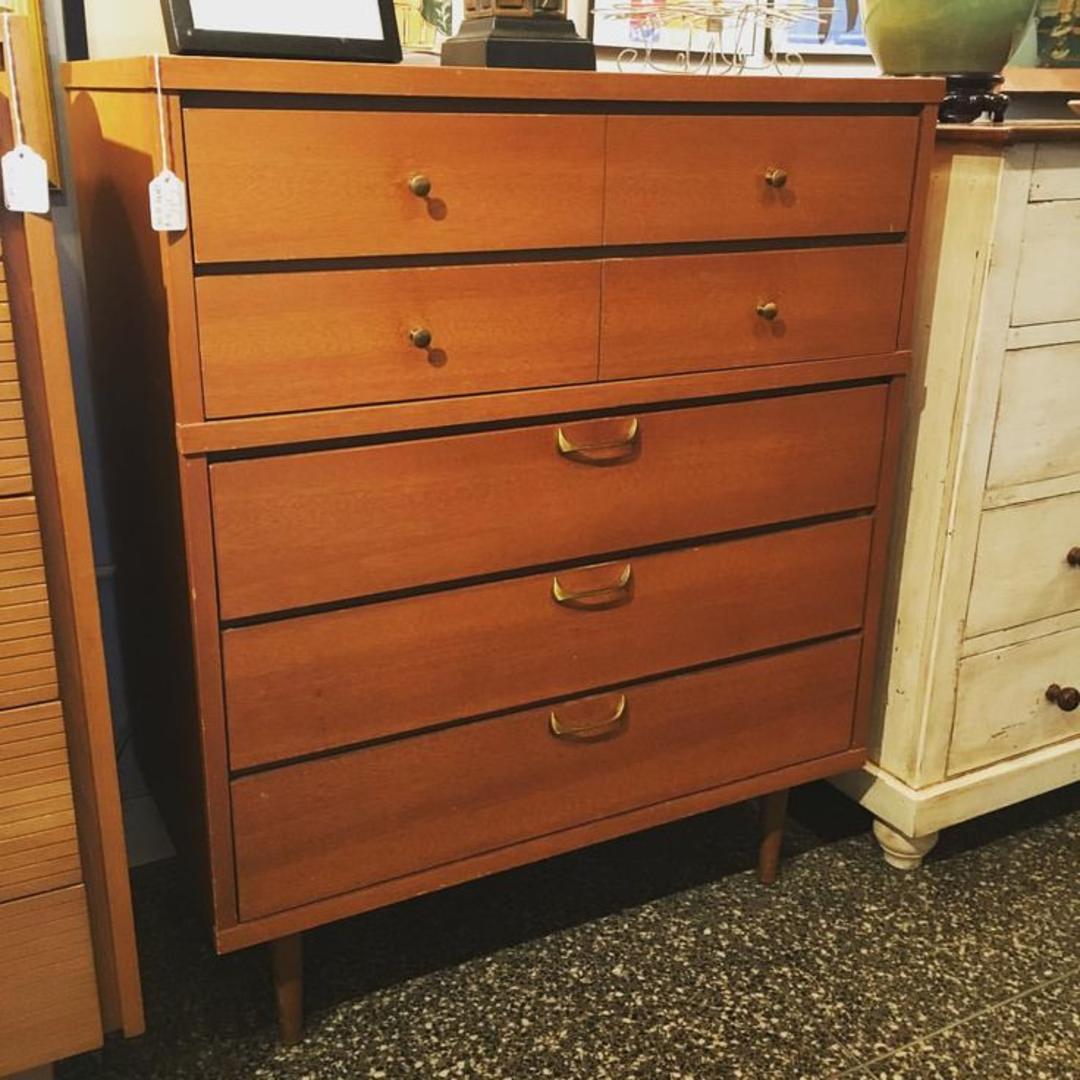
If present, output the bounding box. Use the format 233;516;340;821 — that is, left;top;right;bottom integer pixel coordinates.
62;55;942;105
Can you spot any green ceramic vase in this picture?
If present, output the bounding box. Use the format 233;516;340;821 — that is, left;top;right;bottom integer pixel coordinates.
860;0;1037;75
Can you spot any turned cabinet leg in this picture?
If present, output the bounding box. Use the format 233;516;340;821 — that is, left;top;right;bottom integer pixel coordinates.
873;819;940;871
757;788;789;886
271;933;304;1045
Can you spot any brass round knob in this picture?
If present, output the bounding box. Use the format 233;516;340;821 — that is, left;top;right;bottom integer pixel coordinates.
1046;684;1080;712
756;301;780;321
408;174;432;197
765;167;789;189
1068;547;1080;567
409;327;432;349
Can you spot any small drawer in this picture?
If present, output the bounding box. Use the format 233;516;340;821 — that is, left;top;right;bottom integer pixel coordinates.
231;634;861;918
184;110;605;263
1012;201;1080;326
987;344;1080;490
223;516;872;768
601;245;906;380
604;114;919;245
197;261;601;418
1030;144;1080;203
210;384;888;619
967;492;1080;638
949;625;1080;776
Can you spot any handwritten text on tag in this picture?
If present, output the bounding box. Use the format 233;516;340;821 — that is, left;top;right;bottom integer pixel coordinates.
149;169;187;233
2;145;49;214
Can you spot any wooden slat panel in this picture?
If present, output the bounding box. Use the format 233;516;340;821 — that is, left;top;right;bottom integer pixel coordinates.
0;603;50;627
0;886;102;1074
0;683;59;710
0;702;79;902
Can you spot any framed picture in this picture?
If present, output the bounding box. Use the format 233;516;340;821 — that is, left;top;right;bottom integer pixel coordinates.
159;0;402;63
770;0;869;57
1036;0;1080;66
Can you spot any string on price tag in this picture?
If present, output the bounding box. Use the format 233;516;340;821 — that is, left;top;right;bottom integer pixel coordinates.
1;13;49;214
148;54;187;233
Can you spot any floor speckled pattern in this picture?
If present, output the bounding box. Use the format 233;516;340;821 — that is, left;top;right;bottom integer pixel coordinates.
59;782;1079;1080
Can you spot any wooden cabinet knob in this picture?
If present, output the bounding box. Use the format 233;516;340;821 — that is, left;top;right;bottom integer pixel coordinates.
408;174;432;197
757;301;780;321
1046;684;1080;712
765;167;788;188
1068;547;1080;567
409;327;432;349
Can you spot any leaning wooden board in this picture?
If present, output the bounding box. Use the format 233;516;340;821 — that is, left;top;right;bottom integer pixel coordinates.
62;56;941;1041
0;16;142;1076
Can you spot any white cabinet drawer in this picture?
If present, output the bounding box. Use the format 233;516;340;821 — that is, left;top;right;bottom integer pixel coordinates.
967;492;1080;638
950;625;1080;776
1030;144;1080;202
1012;201;1080;326
988;344;1080;490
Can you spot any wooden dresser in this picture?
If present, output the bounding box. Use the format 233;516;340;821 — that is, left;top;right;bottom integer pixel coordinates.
835;123;1080;868
0;18;141;1077
62;58;940;1040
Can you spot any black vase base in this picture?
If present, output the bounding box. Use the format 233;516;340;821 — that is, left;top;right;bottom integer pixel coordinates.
441;16;596;70
940;74;1009;125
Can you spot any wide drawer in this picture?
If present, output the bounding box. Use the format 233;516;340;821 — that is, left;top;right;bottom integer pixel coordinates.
232;635;862;919
987;344;1080;491
604;114;920;245
184;110;605;263
211;384;888;619
224;516;872;769
949;625;1080;776
967;492;1080;638
198;261;601;418
601;245;906;380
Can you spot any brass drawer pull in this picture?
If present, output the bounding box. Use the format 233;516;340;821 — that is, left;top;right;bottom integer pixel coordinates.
764;167;789;189
409;327;432;349
756;301;780;321
552;563;633;610
556;417;639;464
550;694;628;741
1067;547;1080;567
1046;684;1079;712
408;174;432;197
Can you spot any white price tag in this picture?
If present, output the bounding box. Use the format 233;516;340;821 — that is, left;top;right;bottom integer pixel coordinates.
1;144;48;214
149;168;187;232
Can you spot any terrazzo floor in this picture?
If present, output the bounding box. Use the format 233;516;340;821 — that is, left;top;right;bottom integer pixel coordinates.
60;782;1079;1080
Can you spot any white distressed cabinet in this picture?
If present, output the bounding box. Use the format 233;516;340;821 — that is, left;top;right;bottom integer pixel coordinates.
835;123;1080;867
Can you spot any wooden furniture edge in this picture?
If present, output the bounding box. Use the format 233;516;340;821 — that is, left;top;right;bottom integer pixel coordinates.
178;351;912;455
0;17;143;1038
939;120;1080;145
1002;66;1080;95
60;58;944;104
215;745;865;953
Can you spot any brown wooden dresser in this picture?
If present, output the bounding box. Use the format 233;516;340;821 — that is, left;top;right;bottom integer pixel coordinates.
62;58;941;1042
0;18;142;1077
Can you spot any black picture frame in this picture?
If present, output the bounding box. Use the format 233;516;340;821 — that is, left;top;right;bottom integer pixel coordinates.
159;0;402;64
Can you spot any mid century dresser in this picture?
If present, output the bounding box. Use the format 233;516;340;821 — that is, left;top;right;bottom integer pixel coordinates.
835;123;1080;868
62;58;940;1041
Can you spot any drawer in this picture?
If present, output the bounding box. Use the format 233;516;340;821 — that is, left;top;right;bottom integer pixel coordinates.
211;383;888;619
967;492;1080;638
949;625;1080;776
1030;144;1080;202
987;344;1080;490
601;245;906;380
184;110;605;263
232;634;861;918
604;115;919;245
1012;201;1080;326
224;516;872;768
198;261;601;418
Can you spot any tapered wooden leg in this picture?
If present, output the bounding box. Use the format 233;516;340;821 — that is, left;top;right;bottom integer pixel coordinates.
757;788;789;886
271;933;304;1045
